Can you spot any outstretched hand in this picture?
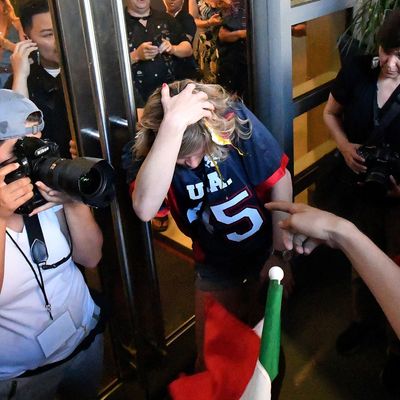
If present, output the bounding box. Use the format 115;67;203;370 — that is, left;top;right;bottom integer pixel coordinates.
161;83;214;129
265;202;346;254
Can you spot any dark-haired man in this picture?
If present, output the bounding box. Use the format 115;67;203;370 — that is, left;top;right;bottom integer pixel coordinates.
5;0;71;158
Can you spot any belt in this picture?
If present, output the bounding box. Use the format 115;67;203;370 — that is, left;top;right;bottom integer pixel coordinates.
0;65;12;74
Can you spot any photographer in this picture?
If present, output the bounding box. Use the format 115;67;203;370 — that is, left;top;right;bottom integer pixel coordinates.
0;89;104;399
322;9;400;393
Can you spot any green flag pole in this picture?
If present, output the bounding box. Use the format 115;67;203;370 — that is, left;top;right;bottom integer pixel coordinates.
259;266;284;381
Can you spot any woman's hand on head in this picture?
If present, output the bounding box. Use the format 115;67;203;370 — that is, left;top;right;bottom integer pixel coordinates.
0;163;34;221
161;83;215;128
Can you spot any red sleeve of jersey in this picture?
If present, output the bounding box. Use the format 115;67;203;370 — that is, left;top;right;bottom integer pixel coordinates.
255;153;289;202
129;180;136;196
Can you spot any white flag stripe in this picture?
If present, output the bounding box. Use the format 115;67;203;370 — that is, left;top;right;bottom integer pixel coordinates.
240;360;272;400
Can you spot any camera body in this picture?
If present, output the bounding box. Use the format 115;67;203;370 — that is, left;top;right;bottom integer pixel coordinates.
357;144;400;196
5;137;115;215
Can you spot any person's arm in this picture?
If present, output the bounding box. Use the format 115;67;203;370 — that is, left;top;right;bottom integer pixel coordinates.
0;163;35;292
132;83;213;221
323;94;365;174
31;181;102;268
159;39;192;58
269;169;293;251
267;169;294;296
188;0;222;29
14;19;26;42
0;34;16;52
218;26;246;42
266;201;400;339
130;42;159;64
57;203;103;269
10;40;37;98
188;0;200;19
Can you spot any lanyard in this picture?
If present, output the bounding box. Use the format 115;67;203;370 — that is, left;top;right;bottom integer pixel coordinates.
6;214;72;321
6;230;54;320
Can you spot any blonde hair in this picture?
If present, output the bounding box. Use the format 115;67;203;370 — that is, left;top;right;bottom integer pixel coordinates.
134;80;251;161
1;0;19;22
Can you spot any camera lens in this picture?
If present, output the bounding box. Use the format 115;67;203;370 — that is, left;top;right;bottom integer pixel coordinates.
78;168;101;196
35;157;115;207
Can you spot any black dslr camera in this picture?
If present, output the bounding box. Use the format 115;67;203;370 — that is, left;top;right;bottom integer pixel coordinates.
357;144;400;197
5;137;115;215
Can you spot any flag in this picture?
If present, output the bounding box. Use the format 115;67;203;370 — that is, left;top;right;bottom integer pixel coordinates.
169;267;284;400
240;271;283;399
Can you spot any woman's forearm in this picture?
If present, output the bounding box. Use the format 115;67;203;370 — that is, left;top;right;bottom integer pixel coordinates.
270;169;293;250
172;41;193;58
132;117;185;221
333;222;400;338
63;203;103;268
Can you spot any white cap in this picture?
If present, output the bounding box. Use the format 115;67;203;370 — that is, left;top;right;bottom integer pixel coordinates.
0;89;44;139
269;266;284;283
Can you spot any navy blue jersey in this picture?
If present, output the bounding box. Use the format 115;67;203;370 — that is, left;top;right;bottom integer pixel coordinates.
166;102;288;273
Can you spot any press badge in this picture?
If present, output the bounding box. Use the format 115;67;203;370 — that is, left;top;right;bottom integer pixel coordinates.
37;310;77;358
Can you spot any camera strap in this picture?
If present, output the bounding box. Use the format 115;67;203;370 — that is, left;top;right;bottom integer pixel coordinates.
5;213;73;320
23;214;72;271
367;88;400;146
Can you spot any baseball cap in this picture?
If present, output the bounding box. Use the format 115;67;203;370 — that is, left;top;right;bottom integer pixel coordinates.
0;89;45;140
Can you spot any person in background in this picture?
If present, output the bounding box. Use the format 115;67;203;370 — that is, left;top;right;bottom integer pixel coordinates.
163;0;200;80
188;0;229;83
125;0;193;102
5;0;72;158
0;0;25;87
322;9;400;394
0;89;104;400
129;81;293;388
216;0;247;98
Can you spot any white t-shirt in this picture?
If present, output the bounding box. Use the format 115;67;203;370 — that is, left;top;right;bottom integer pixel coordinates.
0;206;95;380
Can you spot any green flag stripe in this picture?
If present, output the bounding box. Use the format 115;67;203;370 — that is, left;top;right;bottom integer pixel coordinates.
259;280;283;381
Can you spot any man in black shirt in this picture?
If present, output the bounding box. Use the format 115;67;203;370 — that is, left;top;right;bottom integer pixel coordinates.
163;0;200;80
126;0;193;101
6;0;72;158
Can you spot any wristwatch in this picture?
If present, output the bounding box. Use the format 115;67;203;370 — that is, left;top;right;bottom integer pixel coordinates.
271;249;293;262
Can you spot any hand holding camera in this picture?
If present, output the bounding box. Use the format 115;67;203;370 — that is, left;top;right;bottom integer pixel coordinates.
339;141;366;174
135;41;159;61
0;163;34;222
4;136;115;215
356;144;400;198
158;38;174;55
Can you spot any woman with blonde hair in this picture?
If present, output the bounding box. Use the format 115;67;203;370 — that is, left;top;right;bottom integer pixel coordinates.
129;80;292;375
0;0;25;87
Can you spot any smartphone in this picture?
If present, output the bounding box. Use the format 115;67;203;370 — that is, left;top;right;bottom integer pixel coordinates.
24;35;40;65
30;50;40;66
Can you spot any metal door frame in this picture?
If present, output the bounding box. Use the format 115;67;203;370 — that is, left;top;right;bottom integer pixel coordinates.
249;0;356;170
